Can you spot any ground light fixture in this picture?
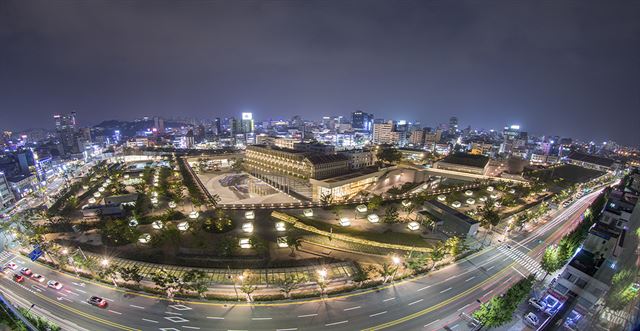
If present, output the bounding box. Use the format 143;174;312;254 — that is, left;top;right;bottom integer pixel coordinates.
128;219;138;227
487;186;494;192
303;209;313;217
152;220;164;230
339;217;351;227
367;213;379;223
138;233;151;244
242;222;254;233
465;190;473;196
356;204;367;213
407;221;420;231
275;222;286;232
189;211;199;219
466;198;475;205
451;201;462;208
401;200;411;207
239;238;251;249
437;195;446;201
245;210;255;220
177;221;189;231
168;201;177;208
277;237;288;248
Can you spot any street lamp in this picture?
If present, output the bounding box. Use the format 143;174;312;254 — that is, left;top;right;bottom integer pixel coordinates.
391;256;401;282
100;258;109;267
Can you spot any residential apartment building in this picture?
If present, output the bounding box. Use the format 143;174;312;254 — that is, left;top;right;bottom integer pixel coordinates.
372;121;394;144
0;172;15;211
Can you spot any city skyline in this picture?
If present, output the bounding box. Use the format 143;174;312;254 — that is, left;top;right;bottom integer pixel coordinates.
1;1;639;145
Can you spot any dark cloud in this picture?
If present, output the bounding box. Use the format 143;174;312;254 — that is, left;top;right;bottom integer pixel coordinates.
1;0;639;145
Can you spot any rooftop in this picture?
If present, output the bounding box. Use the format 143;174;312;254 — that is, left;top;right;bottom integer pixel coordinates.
568;249;605;277
422;200;480;225
567;151;615;168
439;152;489;168
304;154;348;165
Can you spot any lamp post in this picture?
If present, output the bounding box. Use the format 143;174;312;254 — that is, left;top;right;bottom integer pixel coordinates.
391;256;401;283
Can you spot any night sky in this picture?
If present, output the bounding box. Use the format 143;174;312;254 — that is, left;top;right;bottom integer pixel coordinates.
1;1;639;145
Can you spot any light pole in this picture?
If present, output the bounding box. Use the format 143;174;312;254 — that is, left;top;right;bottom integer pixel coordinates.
391;256;401;283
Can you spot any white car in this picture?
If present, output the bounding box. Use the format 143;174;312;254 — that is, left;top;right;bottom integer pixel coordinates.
529;298;546;311
47;280;63;290
4;262;17;270
31;274;45;283
525;312;539;326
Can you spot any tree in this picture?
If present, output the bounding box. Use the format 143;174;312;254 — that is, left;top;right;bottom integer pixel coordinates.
276;274;307;299
406;253;429;273
540;246;561;281
320;192;333;206
380;263;397;283
118;266;144;285
383;206;399;223
367;194;384;211
473;275;535;328
150;268;180;298
231;158;244;173
479;198;500;230
429;242;447;269
376;146;402;164
286;235;301;257
351;263;371;287
445;236;466;257
605;269;638;311
240;275;257;302
181;269;208;297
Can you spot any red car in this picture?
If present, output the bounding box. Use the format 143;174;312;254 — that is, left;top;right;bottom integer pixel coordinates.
13;274;24;283
88;296;108;308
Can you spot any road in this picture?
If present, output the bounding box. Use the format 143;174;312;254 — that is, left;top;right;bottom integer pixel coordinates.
0;190;602;331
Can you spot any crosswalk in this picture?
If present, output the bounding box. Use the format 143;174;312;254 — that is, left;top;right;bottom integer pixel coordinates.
0;250;14;265
497;245;543;278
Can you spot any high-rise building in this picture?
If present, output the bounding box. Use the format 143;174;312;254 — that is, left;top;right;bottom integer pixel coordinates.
213;117;221;136
241;112;254;133
153;116;165;134
372;121;394;144
53;112;81;154
448;116;458;135
352;111;374;132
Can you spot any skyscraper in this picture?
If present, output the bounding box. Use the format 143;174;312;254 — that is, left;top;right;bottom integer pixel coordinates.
448;116;458;135
352;111;374;132
54;112;80;154
241;112;254;133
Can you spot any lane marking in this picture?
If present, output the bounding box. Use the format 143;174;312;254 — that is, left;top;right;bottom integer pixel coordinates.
383;297;396;302
129;304;145;309
206;316;224;320
457;303;470;311
417;286;430;292
424;319;440;327
450;323;459;329
511;266;527;277
277;329;298;331
444;275;457;281
465;276;476;282
440;287;452;293
183;327;200;330
481;289;495;298
251;317;272;320
369;311;387;317
408;299;423;306
325;320;349;327
486;266;495;271
298;313;318;318
166;311;183;315
75;288;87;294
343;306;361;311
108;309;122;315
143;318;159;323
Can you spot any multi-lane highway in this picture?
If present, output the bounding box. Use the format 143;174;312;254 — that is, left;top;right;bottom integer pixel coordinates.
0;190;602;331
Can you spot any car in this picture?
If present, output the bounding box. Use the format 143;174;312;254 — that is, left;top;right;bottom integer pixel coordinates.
88;296;108;308
525;312;539;326
31;274;45;283
529;298;547;311
47;280;63;290
4;262;17;270
13;274;24;283
19;268;32;276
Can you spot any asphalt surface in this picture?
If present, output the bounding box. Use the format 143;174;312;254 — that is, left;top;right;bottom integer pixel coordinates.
0;190;601;331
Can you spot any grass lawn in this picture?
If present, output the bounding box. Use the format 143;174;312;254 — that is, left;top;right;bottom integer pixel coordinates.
293;213;431;247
